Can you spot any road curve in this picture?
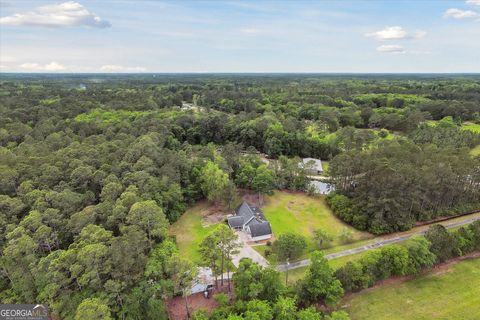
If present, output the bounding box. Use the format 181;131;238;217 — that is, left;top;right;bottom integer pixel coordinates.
277;215;480;272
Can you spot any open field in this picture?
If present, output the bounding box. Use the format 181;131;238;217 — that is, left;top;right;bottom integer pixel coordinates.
322;161;330;173
276;211;480;286
262;191;372;248
425;119;480;134
471;144;480;156
461;122;480;133
343;257;480;320
169;202;220;263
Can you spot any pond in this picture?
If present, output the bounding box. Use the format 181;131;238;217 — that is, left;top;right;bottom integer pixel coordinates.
310;180;334;195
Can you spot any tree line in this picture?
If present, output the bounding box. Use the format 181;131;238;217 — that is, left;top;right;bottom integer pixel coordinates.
1;74;479;318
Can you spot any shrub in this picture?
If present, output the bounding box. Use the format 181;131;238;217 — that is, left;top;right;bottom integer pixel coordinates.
338;228;353;244
425;225;458;262
334;261;369;292
378;129;389;138
313;228;333;249
264;249;272;257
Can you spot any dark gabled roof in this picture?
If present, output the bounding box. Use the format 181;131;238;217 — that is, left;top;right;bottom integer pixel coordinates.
230;202;270;235
227;216;244;228
249;221;272;238
234;202;255;220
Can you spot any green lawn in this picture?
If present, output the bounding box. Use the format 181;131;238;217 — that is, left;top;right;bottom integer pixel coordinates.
470;144;480;156
462;122;480;133
169;202;219;263
262;191;371;249
322;161;330;174
343;257;480;320
425;119;480;134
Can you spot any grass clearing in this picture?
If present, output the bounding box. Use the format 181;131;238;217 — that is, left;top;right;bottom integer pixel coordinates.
470;144;480;156
343;257;480;320
169;201;220;263
322;161;330;173
281;252;369;286
462;122;480;133
263;191;371;249
285;266;308;285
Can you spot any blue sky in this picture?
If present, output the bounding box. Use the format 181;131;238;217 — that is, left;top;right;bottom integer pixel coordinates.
0;0;479;72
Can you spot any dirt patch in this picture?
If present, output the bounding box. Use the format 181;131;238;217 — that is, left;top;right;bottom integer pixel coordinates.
166;282;234;320
198;202;230;227
240;190;263;207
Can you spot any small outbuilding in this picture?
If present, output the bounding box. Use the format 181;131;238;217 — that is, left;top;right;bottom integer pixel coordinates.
300;158;323;175
191;267;215;295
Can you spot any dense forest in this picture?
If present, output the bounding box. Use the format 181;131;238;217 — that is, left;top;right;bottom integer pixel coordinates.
0;74;479;319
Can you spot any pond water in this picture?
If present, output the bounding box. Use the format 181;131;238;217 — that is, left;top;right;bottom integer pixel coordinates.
310;180;334;194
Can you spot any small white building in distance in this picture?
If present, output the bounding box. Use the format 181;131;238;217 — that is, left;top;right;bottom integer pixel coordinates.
300;158;323;175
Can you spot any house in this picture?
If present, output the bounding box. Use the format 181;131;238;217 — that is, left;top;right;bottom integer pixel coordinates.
227;202;272;242
300;158;323;175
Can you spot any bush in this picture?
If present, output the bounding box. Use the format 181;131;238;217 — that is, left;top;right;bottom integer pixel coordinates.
337;244;415;291
378;129;389;138
313;228;333;249
338;228;353;244
470;221;480;249
334;261;369;292
424;225;458;262
264;249;272;257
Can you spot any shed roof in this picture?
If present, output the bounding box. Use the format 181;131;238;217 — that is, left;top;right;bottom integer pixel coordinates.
301;158;323;172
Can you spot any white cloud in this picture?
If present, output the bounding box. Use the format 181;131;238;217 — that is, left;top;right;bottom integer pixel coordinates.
444;8;479;19
366;26;407;40
100;65;146;72
414;30;427;39
19;62;66;71
376;44;406;54
239;27;260;35
0;1;110;28
466;0;480;6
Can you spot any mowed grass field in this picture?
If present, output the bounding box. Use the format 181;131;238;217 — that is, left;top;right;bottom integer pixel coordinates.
262;191;371;248
470;144;480;156
169;202;219;263
462;122;480;133
343;257;480;320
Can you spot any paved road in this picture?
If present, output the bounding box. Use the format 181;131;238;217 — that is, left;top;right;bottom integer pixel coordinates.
277;215;480;272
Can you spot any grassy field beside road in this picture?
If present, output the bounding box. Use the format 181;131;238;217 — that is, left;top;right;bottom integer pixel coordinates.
262;191;371;248
343;257;480;320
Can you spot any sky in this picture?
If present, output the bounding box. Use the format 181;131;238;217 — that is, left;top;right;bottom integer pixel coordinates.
0;0;479;73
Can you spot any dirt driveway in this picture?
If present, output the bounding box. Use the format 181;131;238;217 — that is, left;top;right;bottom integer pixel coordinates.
232;230;269;268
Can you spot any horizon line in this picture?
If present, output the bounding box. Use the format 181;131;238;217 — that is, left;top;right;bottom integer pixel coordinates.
2;72;480;75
